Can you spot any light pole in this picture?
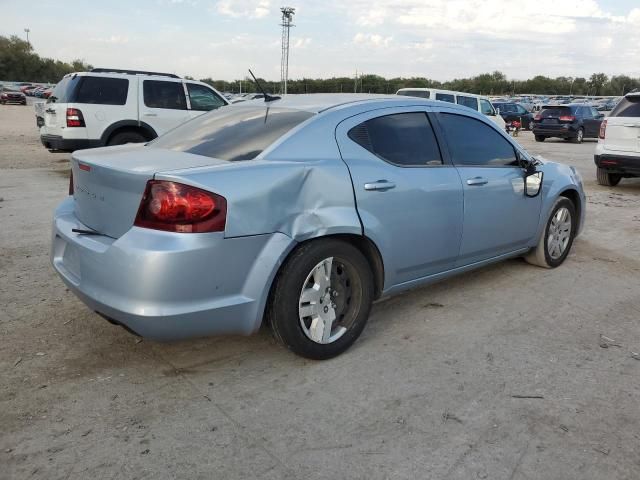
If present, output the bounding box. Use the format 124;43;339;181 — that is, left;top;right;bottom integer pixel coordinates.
24;28;30;46
569;78;575;96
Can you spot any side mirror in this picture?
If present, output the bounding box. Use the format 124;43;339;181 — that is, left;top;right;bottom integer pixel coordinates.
495;108;500;115
525;171;543;197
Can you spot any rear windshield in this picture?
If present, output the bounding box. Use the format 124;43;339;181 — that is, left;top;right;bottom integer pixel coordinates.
610;96;640;118
397;90;430;99
149;106;314;161
540;107;573;117
494;103;518;113
47;75;79;103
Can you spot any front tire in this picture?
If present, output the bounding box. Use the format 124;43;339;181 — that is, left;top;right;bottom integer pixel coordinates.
596;167;621;186
268;239;374;360
535;135;546;142
525;197;577;268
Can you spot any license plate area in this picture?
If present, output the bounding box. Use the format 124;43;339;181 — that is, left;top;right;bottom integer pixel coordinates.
53;235;81;284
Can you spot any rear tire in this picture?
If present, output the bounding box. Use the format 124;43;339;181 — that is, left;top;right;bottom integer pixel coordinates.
107;131;147;146
572;128;584;144
525;197;576;269
268;239;374;360
596;167;621;186
535;135;546;142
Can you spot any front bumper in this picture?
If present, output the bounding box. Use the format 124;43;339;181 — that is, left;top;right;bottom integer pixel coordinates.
51;198;295;340
40;134;102;152
594;153;640;176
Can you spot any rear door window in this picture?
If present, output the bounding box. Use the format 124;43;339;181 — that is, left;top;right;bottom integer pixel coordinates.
74;77;129;105
438;113;518;167
143;80;187;110
436;93;455;103
610;96;640;117
186;83;226;111
348;112;442;166
149;107;313;161
457;95;479;111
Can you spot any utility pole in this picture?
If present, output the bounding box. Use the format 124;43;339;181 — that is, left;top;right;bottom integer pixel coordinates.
354;70;358;93
280;7;295;95
24;28;30;47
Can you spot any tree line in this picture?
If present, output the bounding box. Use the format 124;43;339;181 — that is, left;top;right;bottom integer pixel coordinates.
0;35;91;83
2;35;638;97
201;71;639;97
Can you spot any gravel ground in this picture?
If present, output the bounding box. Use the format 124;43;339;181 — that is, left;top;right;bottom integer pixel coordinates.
1;100;639;480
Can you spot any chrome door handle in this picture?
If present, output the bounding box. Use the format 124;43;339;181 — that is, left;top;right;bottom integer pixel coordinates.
143;113;158;117
364;180;396;191
466;177;488;186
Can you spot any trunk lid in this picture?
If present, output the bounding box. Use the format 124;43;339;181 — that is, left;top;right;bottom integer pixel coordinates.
71;144;228;238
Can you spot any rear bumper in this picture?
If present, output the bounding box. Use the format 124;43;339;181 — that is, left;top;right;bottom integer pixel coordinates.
532;125;577;138
594;153;640;176
51;197;296;340
40;134;102;152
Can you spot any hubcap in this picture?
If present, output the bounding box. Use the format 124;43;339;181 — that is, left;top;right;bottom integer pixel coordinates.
577;130;583;142
547;207;572;260
298;257;358;344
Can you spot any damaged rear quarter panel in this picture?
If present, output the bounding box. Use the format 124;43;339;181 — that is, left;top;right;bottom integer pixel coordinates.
154;120;363;241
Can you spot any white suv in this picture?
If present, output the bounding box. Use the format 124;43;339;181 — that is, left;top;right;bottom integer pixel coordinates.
39;69;229;152
595;92;640;186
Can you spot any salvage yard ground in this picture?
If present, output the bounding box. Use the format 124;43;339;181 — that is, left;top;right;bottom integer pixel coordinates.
1;99;639;480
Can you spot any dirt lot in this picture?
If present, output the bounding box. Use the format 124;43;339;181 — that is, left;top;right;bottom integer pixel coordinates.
1;100;639;480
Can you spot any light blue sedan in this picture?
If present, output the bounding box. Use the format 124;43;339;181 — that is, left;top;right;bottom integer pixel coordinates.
51;94;585;359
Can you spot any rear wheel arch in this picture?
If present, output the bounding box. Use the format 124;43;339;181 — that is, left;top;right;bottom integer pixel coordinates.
266;234;385;311
101;120;157;146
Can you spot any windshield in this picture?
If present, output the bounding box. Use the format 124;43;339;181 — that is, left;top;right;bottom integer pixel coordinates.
149;106;314;161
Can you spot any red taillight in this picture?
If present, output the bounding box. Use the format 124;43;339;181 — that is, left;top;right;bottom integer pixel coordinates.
66;108;85;127
534;114;541;121
599;119;607;139
69;171;74;195
134;180;227;233
559;115;575;122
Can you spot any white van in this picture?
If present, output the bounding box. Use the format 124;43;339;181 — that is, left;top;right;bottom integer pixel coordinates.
396;88;506;129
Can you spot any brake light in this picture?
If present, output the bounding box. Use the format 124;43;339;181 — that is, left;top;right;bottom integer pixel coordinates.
66;108;85;127
599;119;607;139
134;180;227;233
69;171;74;195
534;114;541;121
559;115;575;122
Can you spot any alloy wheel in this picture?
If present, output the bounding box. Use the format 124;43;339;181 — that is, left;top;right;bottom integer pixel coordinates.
547;207;572;260
298;257;359;344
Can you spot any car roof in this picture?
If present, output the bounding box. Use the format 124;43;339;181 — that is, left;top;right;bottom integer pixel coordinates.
234;93;473;114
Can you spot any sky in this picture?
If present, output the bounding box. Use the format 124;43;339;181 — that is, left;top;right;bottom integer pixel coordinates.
2;0;640;82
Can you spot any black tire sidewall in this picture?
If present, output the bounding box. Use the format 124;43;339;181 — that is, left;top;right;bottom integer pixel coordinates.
108;131;146;146
270;239;374;360
543;198;577;268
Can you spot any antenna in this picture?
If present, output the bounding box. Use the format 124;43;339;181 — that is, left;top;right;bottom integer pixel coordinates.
280;7;295;95
248;69;280;102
